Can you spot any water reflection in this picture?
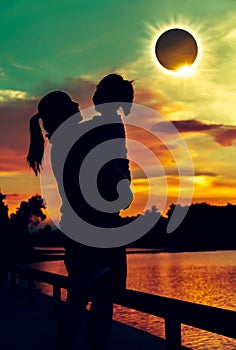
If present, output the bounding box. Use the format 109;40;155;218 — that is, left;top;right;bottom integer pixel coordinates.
30;250;236;349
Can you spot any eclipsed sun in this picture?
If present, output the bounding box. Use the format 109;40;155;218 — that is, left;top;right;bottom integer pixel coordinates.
154;27;200;76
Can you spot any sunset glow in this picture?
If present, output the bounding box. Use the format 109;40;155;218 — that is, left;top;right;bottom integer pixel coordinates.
0;1;236;220
1;4;236;350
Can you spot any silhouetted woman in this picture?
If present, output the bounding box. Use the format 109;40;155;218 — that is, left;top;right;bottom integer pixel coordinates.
27;74;134;350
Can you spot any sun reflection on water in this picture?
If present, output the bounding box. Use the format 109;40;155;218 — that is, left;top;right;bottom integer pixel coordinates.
30;250;236;350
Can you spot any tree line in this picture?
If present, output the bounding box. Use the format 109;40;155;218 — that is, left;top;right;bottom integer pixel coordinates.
0;191;236;267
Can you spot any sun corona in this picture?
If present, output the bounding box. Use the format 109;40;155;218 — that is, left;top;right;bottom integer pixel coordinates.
152;26;201;77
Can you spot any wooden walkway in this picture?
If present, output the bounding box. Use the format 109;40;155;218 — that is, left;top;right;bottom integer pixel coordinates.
0;277;190;350
4;263;236;350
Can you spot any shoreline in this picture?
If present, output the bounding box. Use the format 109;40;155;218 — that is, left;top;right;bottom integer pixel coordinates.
31;247;236;262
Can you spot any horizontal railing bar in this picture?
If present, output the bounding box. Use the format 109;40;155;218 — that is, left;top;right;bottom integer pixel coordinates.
8;263;236;340
115;289;236;340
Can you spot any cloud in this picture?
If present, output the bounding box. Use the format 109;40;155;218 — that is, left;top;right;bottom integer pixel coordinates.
0;147;28;173
0;67;6;77
169;119;236;146
35;76;97;109
171;119;218;132
213;128;236;146
6;193;26;200
0;99;37;157
0;75;105;178
11;63;35;71
0;90;31;102
134;86;168;106
194;171;218;177
0;171;20;177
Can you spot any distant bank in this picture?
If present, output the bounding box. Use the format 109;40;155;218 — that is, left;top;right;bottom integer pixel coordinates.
34;247;165;256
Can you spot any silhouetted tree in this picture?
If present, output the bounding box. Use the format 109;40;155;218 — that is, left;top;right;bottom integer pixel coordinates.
10;195;46;230
9;195;46;261
0;192;10;284
129;205;167;248
165;202;236;251
0;192;9;223
33;225;67;247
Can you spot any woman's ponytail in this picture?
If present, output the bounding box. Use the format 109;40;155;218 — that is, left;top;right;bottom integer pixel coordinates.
26;113;44;175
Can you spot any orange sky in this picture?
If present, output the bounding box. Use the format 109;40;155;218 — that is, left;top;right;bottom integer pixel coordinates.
1;2;236;221
1;83;236;221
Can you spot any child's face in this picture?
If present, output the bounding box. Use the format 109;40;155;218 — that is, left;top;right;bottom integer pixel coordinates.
93;85;116;115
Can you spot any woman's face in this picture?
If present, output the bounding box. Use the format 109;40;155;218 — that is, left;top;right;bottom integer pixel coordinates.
41;98;82;134
66;100;81;119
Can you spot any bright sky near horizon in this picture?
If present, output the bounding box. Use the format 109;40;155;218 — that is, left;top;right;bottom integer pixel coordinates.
1;0;236;219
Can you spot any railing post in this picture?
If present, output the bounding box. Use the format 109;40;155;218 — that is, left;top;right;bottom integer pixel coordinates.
9;271;16;295
165;316;182;350
27;277;35;305
53;283;61;318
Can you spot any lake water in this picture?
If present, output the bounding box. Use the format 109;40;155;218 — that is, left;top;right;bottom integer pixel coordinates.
30;250;236;349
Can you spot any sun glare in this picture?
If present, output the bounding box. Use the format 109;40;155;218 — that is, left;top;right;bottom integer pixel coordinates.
193;176;209;186
176;64;196;77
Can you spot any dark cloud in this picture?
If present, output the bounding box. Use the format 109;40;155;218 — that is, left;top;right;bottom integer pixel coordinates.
172;119;219;132
213;128;236;146
0;99;36;162
194;171;218;177
152;119;216;135
6;193;26;200
160;119;236;146
0;149;27;172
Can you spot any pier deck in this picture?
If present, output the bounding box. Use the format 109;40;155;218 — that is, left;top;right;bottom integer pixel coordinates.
0;277;190;350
